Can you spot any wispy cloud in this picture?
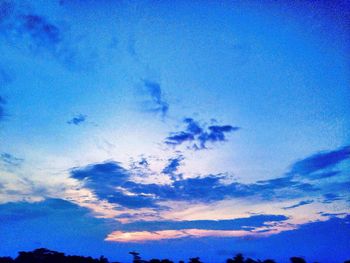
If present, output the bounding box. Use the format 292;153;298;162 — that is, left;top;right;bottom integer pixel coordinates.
0;152;23;170
112;214;289;232
322;193;342;204
0;1;62;51
282;200;314;210
106;214;289;242
141;80;169;117
0;1;100;70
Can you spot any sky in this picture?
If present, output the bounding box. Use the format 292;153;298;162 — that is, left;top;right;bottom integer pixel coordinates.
0;0;350;262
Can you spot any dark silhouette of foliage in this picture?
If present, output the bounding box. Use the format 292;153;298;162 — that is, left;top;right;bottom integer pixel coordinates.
0;248;112;263
188;257;202;263
129;251;148;263
227;253;244;263
1;248;349;263
0;257;14;263
149;259;174;263
290;257;306;263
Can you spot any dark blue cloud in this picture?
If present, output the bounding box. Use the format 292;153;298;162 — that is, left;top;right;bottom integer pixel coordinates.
166;132;194;145
142;80;169;117
289;146;350;176
166;118;239;150
319;212;348;218
71;162;245;207
117;214;289;232
253;177;319;200
197;125;239;149
0;152;23;169
183;118;203;135
70;145;349;209
71;162;162;209
67;114;87;125
322;193;342;204
162;155;184;180
71;161;129;182
254;145;350;200
282;200;314;210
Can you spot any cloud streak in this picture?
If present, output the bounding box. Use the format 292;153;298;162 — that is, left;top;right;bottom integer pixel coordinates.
282;200;314;210
0;152;23;169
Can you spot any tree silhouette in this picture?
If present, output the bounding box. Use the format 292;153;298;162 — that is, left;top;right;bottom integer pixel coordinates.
290;257;306;263
129;251;149;263
188;257;202;263
1;247;349;263
0;257;14;263
227;253;245;263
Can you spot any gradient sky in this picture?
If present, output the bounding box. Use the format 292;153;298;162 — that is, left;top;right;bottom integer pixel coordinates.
0;1;350;262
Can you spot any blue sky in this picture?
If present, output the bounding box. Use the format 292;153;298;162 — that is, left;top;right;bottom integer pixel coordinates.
0;0;349;262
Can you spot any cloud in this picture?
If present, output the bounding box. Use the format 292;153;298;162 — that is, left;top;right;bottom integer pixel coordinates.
255;145;350;200
307;171;341;180
289;145;350;176
0;1;97;70
319;212;347;218
19;14;61;46
161;155;184;180
141;80;169;117
322;193;342;204
106;214;289;242
106;229;256;243
0;2;62;50
70;145;350;212
114;214;289;232
282;200;314;210
71;162;162;209
0;152;24;169
70;164;307;209
165;118;239;150
67;114;87;125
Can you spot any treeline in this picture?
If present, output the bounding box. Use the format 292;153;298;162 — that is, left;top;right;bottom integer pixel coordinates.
0;248;349;263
